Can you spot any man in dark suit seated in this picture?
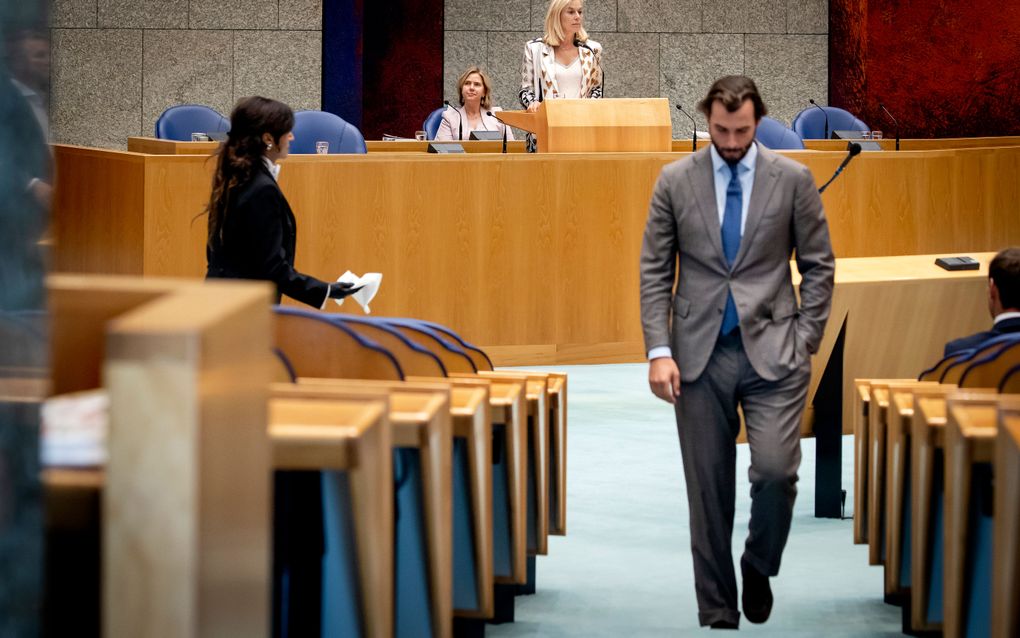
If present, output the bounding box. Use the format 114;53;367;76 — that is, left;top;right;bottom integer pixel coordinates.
944;247;1020;356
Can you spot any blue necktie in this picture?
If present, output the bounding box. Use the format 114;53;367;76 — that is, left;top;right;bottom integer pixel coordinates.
720;162;742;335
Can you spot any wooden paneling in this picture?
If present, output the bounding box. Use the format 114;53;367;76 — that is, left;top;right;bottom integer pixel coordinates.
52;145;1020;367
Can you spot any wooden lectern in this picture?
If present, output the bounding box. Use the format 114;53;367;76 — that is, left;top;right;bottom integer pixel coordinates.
496;98;672;153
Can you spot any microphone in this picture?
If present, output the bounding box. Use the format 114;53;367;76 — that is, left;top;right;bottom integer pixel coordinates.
574;36;605;96
879;103;900;151
675;104;697;152
818;142;862;194
487;111;508;154
444;99;462;140
809;99;829;140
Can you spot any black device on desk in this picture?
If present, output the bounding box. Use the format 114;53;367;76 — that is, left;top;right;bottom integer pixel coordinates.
427;142;465;154
469;131;502;141
935;256;980;271
831;130;882;151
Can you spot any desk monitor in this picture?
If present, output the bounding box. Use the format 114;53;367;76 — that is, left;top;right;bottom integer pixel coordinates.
469;131;502;141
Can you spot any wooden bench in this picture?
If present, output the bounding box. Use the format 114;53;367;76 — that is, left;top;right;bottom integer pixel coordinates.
993;404;1020;637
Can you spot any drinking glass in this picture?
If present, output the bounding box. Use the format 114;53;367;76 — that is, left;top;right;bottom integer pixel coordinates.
315;141;329;154
415;130;427;141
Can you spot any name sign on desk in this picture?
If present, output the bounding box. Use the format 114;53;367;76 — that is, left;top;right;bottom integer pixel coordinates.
469;131;502;141
427;142;465;154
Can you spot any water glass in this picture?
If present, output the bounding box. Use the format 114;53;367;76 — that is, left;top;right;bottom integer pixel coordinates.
860;131;871;139
315;141;329;154
871;130;883;140
191;132;209;142
415;130;427;141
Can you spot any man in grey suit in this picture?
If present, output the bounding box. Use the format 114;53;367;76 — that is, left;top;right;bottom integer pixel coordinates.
639;76;834;629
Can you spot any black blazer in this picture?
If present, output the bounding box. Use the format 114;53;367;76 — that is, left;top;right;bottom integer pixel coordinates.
206;162;329;307
943;316;1020;356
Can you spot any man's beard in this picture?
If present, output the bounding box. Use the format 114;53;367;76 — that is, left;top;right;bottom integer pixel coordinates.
712;138;754;163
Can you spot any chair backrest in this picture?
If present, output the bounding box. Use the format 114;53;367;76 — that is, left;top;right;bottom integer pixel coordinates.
291;110;367;154
155;104;229;141
941;333;1020;384
755;116;805;150
1000;363;1020;393
272;347;298;383
416;319;493;371
959;340;1020;389
423;108;445;141
382;318;477;374
791;106;870;140
273;306;403;380
331;315;448;377
919;350;972;382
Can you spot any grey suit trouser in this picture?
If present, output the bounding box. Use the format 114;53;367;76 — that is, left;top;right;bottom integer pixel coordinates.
674;330;810;627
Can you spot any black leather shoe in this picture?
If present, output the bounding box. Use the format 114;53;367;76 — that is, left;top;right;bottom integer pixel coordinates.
741;557;773;624
709;619;739;630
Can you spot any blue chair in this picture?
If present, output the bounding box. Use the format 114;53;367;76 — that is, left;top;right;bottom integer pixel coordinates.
791;105;870;140
330;315;448;377
382;318;478;373
423;107;445;140
941;333;1020;383
291;110;367;154
1000;362;1020;392
756;116;805;150
154;104;228;141
415;319;494;371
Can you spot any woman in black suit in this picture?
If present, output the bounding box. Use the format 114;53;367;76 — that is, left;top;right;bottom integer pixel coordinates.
205;96;356;306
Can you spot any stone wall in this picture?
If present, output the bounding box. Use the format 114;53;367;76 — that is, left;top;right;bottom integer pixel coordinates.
444;0;828;137
50;0;322;148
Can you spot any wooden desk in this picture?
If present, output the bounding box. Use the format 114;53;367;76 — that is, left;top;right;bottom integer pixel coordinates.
52;144;1020;367
803;136;1020;152
126;136;529;155
994;412;1020;638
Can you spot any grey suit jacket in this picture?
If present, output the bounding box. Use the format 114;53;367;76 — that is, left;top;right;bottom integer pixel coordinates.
639;143;835;382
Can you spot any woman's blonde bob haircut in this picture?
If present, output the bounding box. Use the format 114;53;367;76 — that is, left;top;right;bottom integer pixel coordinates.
542;0;588;47
457;66;493;110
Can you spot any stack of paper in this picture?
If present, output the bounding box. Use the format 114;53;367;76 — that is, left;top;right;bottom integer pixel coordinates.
334;271;383;313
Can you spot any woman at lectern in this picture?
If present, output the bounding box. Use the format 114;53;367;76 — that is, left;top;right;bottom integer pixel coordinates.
437;66;516;142
204;96;358;307
519;0;603;113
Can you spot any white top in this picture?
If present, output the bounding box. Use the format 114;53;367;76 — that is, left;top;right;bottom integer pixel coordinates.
555;56;583;99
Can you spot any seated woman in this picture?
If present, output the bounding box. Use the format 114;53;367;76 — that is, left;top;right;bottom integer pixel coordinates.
205;96;358;307
519;0;603;112
436;66;515;141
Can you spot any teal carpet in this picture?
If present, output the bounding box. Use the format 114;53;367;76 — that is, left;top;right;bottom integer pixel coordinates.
490;363;900;636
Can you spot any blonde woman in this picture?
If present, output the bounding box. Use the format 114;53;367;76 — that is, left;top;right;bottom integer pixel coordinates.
519;0;603;112
437;67;515;141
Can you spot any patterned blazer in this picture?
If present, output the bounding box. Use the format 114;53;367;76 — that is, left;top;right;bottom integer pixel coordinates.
518;37;603;107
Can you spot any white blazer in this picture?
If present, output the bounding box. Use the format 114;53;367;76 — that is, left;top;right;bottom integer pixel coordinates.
519;37;603;107
435;106;516;141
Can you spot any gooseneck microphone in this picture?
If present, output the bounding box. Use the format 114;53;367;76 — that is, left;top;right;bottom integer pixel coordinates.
574;36;605;96
675;104;697;152
879;103;900;151
818;142;862;194
809;99;829;140
487;111;508;154
444;100;463;140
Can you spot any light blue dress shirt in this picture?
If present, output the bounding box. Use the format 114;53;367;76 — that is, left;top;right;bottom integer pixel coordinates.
648;142;759;361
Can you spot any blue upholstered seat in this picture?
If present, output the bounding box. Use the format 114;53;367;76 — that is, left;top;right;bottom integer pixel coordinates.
755;116;805;150
290;110;367;154
154;104;228;141
423;107;445;140
791;105;870;140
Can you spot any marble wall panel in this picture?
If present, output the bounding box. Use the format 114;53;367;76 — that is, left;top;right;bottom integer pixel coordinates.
51;28;143;148
234;30;321;111
142;30;234;136
786;0;827;34
703;0;786;35
446;0;530;32
445;30;490;104
98;0;187;28
529;0;616;33
487;30;538;109
660;33;744;138
280;0;322;30
589;31;659;98
745;34;827;126
51;0;97;28
618;0;700;33
190;0;279;30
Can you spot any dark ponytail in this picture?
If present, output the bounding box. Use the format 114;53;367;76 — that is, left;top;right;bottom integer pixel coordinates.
206;96;294;245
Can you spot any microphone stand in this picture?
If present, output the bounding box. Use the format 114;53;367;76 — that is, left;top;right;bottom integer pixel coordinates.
444;100;462;140
488;111;508;154
675;104;697;152
809;99;829;140
880;103;900;151
818;142;862;193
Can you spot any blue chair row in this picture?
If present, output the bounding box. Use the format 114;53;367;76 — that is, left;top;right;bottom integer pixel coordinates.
155;104;367;154
755;116;805;150
272;307;530;633
791;105;870;140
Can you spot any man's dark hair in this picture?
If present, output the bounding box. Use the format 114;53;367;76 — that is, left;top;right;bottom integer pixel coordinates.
991;246;1020;310
697;75;767;120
